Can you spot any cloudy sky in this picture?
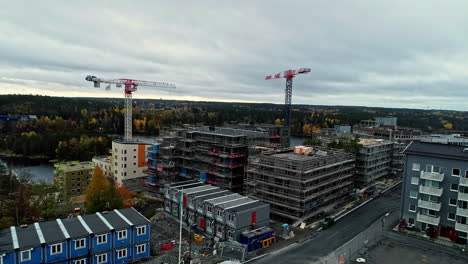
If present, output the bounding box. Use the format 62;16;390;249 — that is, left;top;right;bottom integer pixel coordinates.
1;1;468;110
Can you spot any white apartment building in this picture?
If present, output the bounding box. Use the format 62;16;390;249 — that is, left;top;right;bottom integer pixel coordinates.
112;140;151;188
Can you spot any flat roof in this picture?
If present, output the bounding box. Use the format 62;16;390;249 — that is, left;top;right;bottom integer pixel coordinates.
226;201;268;213
192;126;267;137
15;225;40;250
194;190;232;203
61;217;89;238
81;214;111;234
216;197;253;209
102;211;131;230
118;207;150;226
113;139;151;145
58;161;93;171
404;141;468;161
186;188;223;198
359;138;393;146
39;221;66;244
0;228;13;254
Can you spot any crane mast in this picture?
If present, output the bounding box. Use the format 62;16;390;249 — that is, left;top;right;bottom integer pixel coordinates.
265;68;311;142
85;75;176;141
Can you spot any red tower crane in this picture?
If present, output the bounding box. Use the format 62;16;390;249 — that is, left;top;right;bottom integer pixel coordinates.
85;75;176;141
265;68;311;138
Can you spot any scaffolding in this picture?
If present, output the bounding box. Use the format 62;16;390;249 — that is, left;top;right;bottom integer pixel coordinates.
245;147;356;223
176;127;270;192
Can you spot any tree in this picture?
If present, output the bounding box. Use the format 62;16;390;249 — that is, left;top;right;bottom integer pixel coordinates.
303;138;321;146
85;167;110;214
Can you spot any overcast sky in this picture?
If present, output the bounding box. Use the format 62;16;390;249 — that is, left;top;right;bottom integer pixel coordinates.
1;1;468;110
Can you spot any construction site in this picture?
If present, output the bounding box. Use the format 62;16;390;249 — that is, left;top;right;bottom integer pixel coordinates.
245;146;356;224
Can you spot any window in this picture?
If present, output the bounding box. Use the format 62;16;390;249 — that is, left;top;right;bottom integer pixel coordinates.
117;248;127;259
453;168;461;177
448;212;456;221
51;243;62;255
408;218;415;225
118;230;127;240
451;183;459;192
97;253;107;264
207;206;213;213
409;190;418;199
217;210;223;217
74;259;86;264
228;214;235;222
459;232;468;239
136;244;146;254
216;225;223;233
411;177;419;185
137;226;146;236
97;234;107;245
75;238;86;249
21;250;31;262
409;204;416;212
449;198;458;206
428;210;436;217
227;229;235;240
207;221;214;228
465;170;468;178
412;163;420;171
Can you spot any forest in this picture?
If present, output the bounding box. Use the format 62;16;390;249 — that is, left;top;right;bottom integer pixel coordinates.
1;94;467;160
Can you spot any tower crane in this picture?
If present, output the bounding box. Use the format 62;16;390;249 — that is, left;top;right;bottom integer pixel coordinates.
85;75;176;141
265;68;311;138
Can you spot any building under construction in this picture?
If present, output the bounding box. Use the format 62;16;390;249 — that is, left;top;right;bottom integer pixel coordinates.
245;146;355;223
177;127;271;192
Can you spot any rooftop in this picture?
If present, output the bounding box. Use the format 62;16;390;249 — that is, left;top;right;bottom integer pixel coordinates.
192;126;267;138
92;155;112;163
56;161;93;171
404;141;468;161
359;138;393;146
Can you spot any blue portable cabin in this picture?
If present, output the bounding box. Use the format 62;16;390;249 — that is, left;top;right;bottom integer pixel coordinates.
118;208;151;261
13;225;42;264
61;217;91;263
239;227;275;252
80;213;113;264
38;221;69;263
0;228;16;264
102;211;132;264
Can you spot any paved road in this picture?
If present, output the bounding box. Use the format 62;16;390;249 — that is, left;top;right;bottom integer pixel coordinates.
251;184;401;264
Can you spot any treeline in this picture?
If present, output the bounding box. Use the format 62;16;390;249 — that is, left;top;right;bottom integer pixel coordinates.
0;133;113;160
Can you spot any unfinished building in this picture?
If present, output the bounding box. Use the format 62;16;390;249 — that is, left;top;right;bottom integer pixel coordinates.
177;127;270;192
163;181;270;242
355;138;394;187
245;147;355;223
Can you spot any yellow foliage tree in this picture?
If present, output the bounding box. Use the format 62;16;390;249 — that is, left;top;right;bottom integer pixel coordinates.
274;119;283;126
444;123;453;129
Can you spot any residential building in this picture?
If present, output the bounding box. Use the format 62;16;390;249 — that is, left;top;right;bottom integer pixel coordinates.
176;127;270;192
400;142;468;245
245;147;355;223
112;140;151;189
355;138;394;187
54;162;94;198
92;156;113;179
0;207;151;264
163;182;270;241
420;134;468;146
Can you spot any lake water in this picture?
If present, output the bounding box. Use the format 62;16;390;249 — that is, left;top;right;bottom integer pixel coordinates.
0;155;55;184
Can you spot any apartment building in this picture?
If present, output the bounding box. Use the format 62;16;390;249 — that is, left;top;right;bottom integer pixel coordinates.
0;207;151;264
92;156;113;179
245;147;355;223
163;182;270;241
54;162;94;198
401;142;468;245
355;138;394;187
177;127;269;192
112;140;151;189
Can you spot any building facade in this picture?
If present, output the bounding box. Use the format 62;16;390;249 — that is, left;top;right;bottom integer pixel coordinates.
401;142;468;245
0;208;151;264
163;181;270;242
54;162;94;198
92;156;113;179
245;147;355;223
355;139;394;187
112;140;150;189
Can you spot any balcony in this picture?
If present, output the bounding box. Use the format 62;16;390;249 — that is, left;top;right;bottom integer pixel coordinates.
460;177;468;187
456;207;468;218
458;192;468;202
418;199;441;211
419;185;443;197
455;222;468;233
420;171;444;182
417;213;440;226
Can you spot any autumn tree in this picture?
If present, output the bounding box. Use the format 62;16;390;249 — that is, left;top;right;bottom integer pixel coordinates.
85;166;134;214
